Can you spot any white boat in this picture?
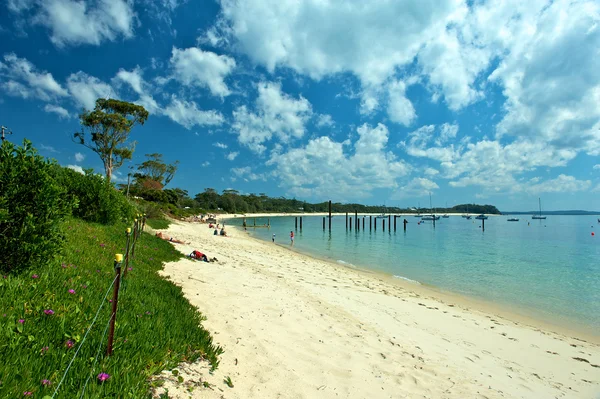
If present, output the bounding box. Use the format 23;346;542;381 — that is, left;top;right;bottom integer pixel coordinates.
421;214;440;221
475;214;488;220
507;217;519;222
442;214;449;218
532;198;547;220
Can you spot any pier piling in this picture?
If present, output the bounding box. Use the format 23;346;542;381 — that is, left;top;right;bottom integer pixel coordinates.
349;217;352;231
404;219;407;231
370;216;372;231
374;217;377;230
362;216;365;230
300;217;303;230
328;200;332;231
482;218;485;232
355;211;358;231
295;217;298;229
383;219;386;231
346;212;348;230
394;215;397;231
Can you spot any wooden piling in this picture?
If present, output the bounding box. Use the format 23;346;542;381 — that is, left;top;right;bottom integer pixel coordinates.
328;200;332;230
482;218;485;232
383;219;386;231
370;215;372;230
388;215;391;228
300;217;303;230
362;216;365;230
404;218;407;231
346;212;348;230
295;217;298;229
355;211;358;231
323;217;325;230
349;217;352;231
374;217;377;230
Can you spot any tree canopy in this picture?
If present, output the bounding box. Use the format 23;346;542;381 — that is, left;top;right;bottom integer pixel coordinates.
73;98;148;181
135;153;179;189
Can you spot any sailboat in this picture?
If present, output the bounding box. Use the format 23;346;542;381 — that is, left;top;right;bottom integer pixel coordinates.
442;202;450;218
414;201;422;217
531;198;547;220
421;193;440;221
375;203;387;219
462;204;471;219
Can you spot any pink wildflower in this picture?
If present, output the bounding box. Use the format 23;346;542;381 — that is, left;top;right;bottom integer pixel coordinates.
23;392;32;396
31;274;39;279
18;319;25;324
41;346;49;354
65;340;74;349
97;373;110;382
68;289;76;294
43;309;54;315
41;379;51;386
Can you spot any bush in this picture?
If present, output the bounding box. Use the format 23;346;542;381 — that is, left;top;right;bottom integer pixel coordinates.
0;140;73;273
57;167;137;225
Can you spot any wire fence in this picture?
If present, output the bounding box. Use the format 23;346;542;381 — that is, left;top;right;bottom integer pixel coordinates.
49;215;145;398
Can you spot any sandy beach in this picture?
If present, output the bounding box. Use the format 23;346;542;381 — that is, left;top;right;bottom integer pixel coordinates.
154;218;600;399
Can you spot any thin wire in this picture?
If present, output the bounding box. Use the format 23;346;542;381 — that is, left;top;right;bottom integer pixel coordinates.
51;274;119;399
78;309;113;399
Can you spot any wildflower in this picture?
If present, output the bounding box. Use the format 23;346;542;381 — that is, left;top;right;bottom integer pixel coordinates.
149;257;153;261
43;309;54;315
97;373;110;382
61;263;67;268
65;340;74;349
41;379;51;386
100;243;106;248
145;311;151;315
68;289;76;294
109;300;113;303
41;346;49;354
127;267;132;271
31;274;39;279
82;284;87;289
18;319;25;324
23;391;33;396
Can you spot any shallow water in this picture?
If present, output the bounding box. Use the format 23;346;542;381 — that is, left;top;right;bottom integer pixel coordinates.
228;215;600;333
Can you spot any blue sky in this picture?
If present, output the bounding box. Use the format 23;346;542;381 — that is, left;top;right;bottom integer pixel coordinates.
1;0;599;211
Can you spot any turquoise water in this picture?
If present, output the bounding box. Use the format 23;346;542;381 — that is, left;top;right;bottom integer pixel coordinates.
228;215;600;333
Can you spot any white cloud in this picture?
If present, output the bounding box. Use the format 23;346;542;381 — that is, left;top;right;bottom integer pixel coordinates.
437;123;459;145
7;0;35;13
401;124;459;163
594;164;600;170
387;80;416;126
74;152;85;162
162;96;224;129
43;104;70;119
201;161;210;167
232;82;312;153
489;0;600;155
213;142;228;149
31;0;136;47
316;114;334;128
40;144;58;153
424;167;439;177
113;67;160;114
170;47;236;97
392;178;439;199
226;151;239;161
66;164;84;174
66;71;116;110
231;166;266;181
267;123;411;200
525;174;591;194
0;53;68;101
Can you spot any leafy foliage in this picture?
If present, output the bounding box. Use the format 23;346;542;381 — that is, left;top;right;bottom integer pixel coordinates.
135;153;179;189
73;99;149;181
55;167;137;225
0;218;223;398
0;140;73;273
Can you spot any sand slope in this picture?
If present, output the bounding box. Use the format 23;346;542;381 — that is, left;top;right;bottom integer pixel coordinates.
155;221;600;399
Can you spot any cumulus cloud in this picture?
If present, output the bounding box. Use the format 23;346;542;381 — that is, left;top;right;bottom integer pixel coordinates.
267;123;411;200
162;96;225;129
392;177;439;199
231;166;266;181
226;151;239;161
169;47;236;97
113;67;160;114
67;164;84;174
30;0;136;47
43;104;70;119
594;165;600;170
316;114;334;128
387;80;416;126
232;82;312;153
74;152;85;162
66;71;116;110
213;142;228;149
0;53;68;101
525;175;591;194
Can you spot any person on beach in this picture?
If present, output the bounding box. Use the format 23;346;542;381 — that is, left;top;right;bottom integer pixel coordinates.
220;228;227;236
272;233;275;243
155;232;187;244
214;228;218;235
290;231;294;246
189;250;208;262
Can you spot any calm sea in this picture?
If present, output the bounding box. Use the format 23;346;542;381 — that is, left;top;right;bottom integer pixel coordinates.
227;215;600;333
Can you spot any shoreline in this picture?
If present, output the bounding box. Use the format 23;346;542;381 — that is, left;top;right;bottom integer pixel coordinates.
157;219;600;398
220;214;599;342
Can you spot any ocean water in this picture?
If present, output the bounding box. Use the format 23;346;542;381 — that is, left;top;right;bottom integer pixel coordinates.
228;215;600;333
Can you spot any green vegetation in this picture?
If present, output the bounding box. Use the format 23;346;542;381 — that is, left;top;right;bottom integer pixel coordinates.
73;98;149;181
0;218;222;398
145;218;171;230
0;140;73;274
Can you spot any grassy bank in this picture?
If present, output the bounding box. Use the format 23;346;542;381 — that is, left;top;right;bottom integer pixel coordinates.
0;218;222;398
145;218;171;230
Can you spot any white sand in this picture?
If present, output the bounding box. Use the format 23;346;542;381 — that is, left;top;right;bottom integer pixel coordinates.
154;220;600;399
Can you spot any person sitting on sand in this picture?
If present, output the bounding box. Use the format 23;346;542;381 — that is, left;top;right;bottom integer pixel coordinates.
155;232;186;244
214;228;218;235
220;228;227;236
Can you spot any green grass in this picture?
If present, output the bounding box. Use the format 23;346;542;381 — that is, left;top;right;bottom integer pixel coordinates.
145;218;171;230
0;218;222;398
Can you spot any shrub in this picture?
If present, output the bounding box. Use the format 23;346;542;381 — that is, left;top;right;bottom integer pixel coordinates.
57;167;137;225
0;140;73;273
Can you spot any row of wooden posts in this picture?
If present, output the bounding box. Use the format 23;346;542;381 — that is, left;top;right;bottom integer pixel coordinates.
294;213;410;232
106;213;146;356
